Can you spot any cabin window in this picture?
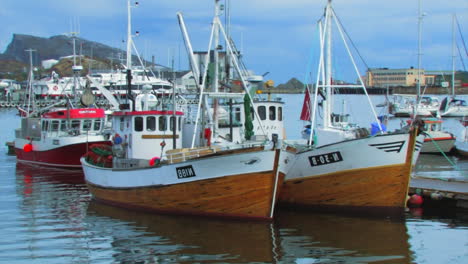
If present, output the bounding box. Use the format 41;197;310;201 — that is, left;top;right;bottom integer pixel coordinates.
258;106;266;120
278;107;283;121
178;117;182;131
134;117;144;132
94;119;102;131
250;107;255;120
170;116;176;131
159;116;167;131
269;106;276;120
147;116;156;131
71;120;80;131
119;117;125;131
60;120;67;131
51;120;60;132
83;120;92;131
42;120;49;131
234;107;241;123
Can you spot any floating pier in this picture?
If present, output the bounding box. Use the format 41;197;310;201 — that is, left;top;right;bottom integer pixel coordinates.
409;176;468;209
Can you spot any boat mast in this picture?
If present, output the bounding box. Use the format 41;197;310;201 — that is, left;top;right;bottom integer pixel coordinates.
212;0;221;137
324;0;332;129
416;0;423;116
451;13;456;98
25;49;36;116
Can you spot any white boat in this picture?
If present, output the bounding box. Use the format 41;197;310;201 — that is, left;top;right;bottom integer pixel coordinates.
81;0;282;220
419;118;456;154
278;0;423;214
440;15;468;117
389;94;440;117
454;117;468;157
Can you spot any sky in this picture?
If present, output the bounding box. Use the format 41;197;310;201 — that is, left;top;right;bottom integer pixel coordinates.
1;0;467;84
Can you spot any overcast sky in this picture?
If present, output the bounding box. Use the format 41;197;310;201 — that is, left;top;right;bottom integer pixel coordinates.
1;0;467;84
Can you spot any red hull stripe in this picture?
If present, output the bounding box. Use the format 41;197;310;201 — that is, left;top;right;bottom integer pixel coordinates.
43;108;106;119
423;137;455;142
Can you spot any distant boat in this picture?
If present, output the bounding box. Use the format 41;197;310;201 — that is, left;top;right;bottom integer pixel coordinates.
278;0;423;215
418;118;456;154
440;14;468;117
389;94;440;117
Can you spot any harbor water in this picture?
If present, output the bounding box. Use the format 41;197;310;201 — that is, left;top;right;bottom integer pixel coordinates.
1;94;467;264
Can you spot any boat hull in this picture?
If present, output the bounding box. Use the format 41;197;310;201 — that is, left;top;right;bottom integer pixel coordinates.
421;137;456;153
82;148;282;220
16;140;110;168
279;132;420;214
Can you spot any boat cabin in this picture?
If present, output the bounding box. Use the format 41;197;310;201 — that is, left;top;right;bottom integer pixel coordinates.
110;93;184;160
40;108;107;138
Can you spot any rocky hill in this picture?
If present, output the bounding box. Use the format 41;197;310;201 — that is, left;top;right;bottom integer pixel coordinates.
0;34;160;81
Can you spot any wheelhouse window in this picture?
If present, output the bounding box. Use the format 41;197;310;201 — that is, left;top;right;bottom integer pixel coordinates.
60;120;67;131
119;117;125;131
147;116;156;131
93;119;102;131
258;106;266;120
170;116;176;131
159;116;167;131
269;106;276;120
234;107;241;123
278;107;283;121
71;120;80;131
42;120;49;131
178;116;182;131
83;120;92;131
134;117;144;132
51;120;60;132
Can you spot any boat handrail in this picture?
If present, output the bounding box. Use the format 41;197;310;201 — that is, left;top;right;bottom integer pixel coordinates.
163;142;266;163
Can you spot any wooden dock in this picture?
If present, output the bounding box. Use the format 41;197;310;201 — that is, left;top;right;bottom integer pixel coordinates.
409;176;468;209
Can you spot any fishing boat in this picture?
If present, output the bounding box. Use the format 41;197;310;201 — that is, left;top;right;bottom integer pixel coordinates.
81;0;282;220
418;118;456;154
278;0;423;214
14;50;110;168
81;88;281;220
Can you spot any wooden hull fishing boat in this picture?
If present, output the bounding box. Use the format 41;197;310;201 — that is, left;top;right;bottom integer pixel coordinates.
278;0;423;214
82;145;282;220
280;131;421;213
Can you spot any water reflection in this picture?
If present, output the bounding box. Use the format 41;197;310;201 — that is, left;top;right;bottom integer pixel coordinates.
275;209;412;263
6;162;464;264
87;201;279;263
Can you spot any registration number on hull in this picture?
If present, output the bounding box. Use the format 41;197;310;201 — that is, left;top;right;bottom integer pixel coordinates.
176;165;196;179
308;151;343;167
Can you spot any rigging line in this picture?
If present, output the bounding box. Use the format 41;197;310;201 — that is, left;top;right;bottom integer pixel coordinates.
455;15;468;58
456;41;466;71
331;6;370;71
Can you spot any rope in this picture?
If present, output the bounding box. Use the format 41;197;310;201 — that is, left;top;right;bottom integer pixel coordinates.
423;132;458;169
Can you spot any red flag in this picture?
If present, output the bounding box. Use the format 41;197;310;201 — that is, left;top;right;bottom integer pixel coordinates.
300;87;311;121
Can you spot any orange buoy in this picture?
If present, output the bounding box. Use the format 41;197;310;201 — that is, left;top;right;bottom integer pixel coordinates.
407;194;424;207
23;143;33;152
